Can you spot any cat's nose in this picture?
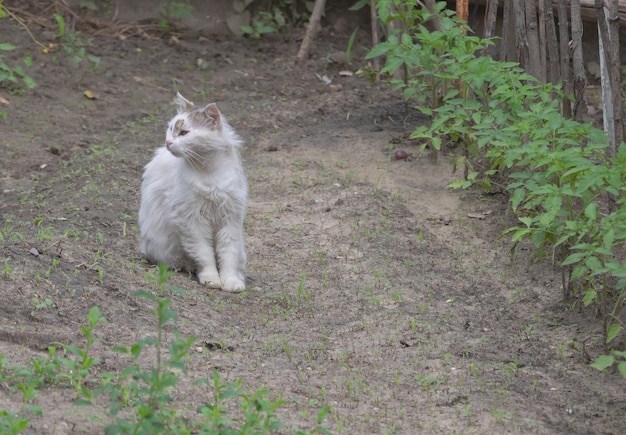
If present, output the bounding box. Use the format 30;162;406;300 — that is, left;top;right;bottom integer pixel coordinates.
165;140;173;147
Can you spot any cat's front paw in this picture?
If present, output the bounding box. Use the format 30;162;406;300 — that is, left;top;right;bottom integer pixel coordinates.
221;276;245;293
197;270;221;288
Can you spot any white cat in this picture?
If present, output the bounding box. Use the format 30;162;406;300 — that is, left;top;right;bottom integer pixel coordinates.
138;93;247;292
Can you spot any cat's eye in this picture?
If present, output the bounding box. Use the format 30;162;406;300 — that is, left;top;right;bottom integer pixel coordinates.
179;130;189;136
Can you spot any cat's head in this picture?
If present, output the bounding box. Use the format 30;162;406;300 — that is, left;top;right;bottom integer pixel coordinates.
164;93;241;163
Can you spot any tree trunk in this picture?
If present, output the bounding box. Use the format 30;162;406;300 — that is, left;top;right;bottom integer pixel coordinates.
557;0;572;118
571;0;588;122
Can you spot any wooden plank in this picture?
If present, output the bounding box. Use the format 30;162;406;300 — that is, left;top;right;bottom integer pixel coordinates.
466;0;626;25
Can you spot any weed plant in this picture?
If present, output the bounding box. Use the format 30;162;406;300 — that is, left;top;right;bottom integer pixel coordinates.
0;42;35;93
240;0;310;38
364;0;626;376
0;265;332;433
52;14;100;72
160;0;193;33
0;6;36;100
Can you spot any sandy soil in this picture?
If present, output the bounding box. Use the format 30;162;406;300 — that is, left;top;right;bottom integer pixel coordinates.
1;3;625;434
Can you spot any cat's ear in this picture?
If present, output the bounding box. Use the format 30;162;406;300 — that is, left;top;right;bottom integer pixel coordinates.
203;103;222;130
174;92;194;114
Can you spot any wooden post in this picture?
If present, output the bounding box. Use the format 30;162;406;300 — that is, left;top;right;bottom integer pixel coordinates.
483;0;499;57
571;0;588;122
370;2;380;79
607;0;623;149
296;0;326;63
557;0;572;118
423;0;443;32
596;0;623;163
524;0;544;81
502;1;517;62
543;0;560;85
456;0;469;25
537;0;548;80
515;2;530;69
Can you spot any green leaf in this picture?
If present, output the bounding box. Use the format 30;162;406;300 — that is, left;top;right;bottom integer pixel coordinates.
87;306;101;326
606;323;622;344
591;354;615;371
618;362;626;379
135;290;156;301
23;76;36;90
431;136;441;150
23;54;33;68
582;289;596;306
510;188;526;211
349;0;370;11
240;25;254;35
447;179;471;189
53;13;66;38
583;202;598;221
613;350;626;358
74;398;93;406
531;229;546;247
585;256;602;272
570;265;588;280
24;404;42;415
509;227;532;243
400;32;412;47
602;228;615;250
419;106;433;116
563;252;586;266
365;40;395;60
0;43;16;51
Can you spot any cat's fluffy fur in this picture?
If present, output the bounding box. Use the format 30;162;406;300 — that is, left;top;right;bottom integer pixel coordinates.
138;93;247;292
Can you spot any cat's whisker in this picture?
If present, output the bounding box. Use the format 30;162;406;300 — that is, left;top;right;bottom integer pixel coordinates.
191;150;207;165
183;149;206;170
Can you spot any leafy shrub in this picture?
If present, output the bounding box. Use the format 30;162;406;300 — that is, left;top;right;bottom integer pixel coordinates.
0;43;36;92
240;0;310;38
365;0;626;376
52;13;100;71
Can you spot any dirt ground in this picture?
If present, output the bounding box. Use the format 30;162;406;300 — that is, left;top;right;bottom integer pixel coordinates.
1;4;625;434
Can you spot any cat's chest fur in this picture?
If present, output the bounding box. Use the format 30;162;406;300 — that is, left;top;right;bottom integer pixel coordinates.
166;152;245;219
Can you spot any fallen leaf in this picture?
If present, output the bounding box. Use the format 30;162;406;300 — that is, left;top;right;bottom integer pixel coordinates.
0;96;9;105
84;90;97;99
